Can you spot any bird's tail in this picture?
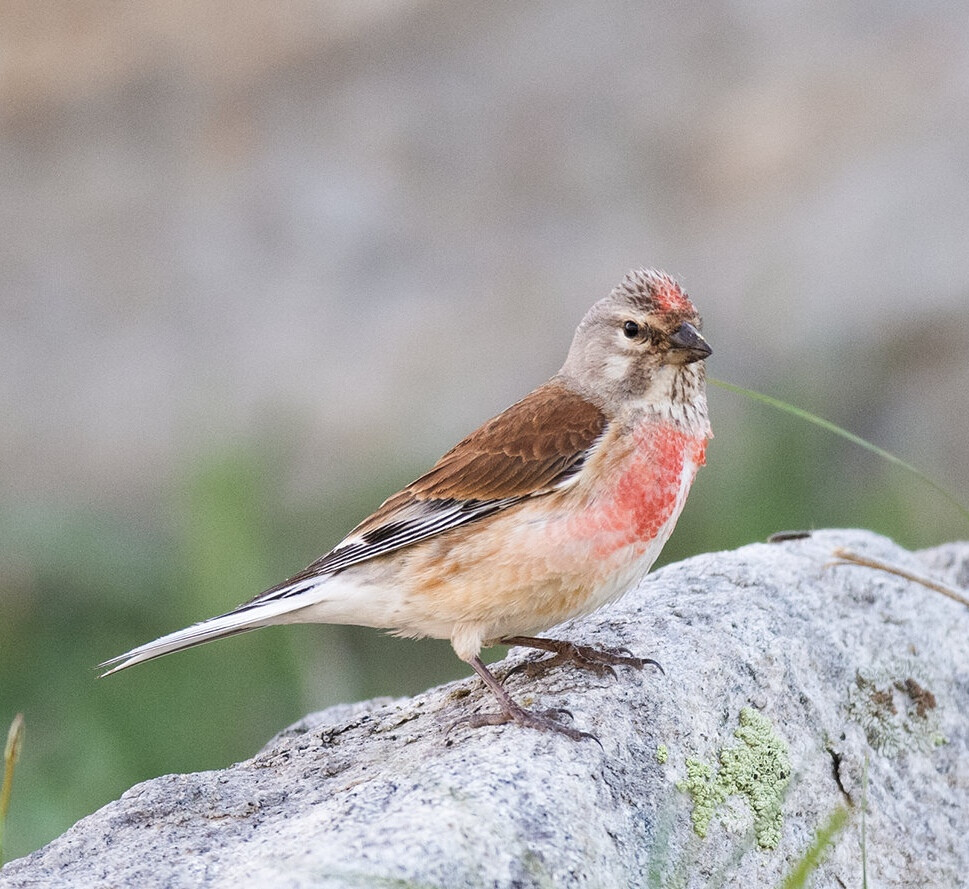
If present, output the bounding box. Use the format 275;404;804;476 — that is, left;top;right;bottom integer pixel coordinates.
99;580;328;677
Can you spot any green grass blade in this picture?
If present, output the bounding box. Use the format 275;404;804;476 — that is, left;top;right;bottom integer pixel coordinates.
709;377;969;526
779;806;851;889
0;713;25;866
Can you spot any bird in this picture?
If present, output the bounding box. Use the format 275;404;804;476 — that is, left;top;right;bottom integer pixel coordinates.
101;268;712;741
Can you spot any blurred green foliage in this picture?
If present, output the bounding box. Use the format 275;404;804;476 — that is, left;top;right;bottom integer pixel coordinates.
0;385;965;862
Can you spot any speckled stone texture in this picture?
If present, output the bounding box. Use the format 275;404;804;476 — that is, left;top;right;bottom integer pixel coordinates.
2;530;967;888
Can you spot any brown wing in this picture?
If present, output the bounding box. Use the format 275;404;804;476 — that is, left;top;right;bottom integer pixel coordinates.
245;382;606;599
374;380;605;509
338;379;604;538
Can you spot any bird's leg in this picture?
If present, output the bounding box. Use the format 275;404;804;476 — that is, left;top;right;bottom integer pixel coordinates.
501;635;662;680
457;656;598;743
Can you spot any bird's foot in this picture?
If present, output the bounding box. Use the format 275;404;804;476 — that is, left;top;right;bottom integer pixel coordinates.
463;703;599;744
455;655;600;744
501;635;662;680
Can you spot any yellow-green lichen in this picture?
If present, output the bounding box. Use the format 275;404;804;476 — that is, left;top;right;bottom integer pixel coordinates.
656;744;669;764
677;707;792;850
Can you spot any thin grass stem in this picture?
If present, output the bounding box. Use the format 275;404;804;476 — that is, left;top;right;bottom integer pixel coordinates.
708;377;969;526
0;713;25;866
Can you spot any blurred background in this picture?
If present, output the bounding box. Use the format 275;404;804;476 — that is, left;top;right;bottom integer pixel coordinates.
2;0;968;862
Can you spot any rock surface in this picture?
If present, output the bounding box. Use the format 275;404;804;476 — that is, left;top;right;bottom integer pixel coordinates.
2;529;967;888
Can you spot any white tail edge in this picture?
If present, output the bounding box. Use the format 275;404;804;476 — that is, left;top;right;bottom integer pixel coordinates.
99;581;327;677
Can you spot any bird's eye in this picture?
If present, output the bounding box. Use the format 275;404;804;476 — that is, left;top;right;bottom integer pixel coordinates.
623;320;640;338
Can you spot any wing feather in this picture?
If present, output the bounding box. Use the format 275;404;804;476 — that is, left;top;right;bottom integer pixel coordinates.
249;381;605;604
403;380;605;501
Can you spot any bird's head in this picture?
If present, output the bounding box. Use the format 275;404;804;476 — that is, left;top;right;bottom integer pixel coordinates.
559;269;711;428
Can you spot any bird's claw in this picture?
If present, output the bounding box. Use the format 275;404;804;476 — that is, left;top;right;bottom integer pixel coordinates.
455;705;599;745
503;637;663;680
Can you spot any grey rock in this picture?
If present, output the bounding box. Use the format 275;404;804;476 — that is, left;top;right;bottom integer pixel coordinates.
3;529;967;888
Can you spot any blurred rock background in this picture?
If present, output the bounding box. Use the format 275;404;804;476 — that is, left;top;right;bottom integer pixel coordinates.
1;0;967;862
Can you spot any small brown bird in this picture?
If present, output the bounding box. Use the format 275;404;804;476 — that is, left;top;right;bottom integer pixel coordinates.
102;269;712;740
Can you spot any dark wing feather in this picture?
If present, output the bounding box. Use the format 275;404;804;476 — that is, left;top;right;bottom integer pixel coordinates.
249;381;605;603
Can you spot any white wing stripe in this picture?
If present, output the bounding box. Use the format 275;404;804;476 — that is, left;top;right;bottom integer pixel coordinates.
284;498;517;585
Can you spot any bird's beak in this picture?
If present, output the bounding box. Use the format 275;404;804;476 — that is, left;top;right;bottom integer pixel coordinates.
668;322;712;364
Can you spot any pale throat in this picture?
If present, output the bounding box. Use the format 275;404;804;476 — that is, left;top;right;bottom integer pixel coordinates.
623;363;710;438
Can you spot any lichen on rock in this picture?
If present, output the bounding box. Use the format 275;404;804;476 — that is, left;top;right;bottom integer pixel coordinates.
845;660;946;756
678;706;792;849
